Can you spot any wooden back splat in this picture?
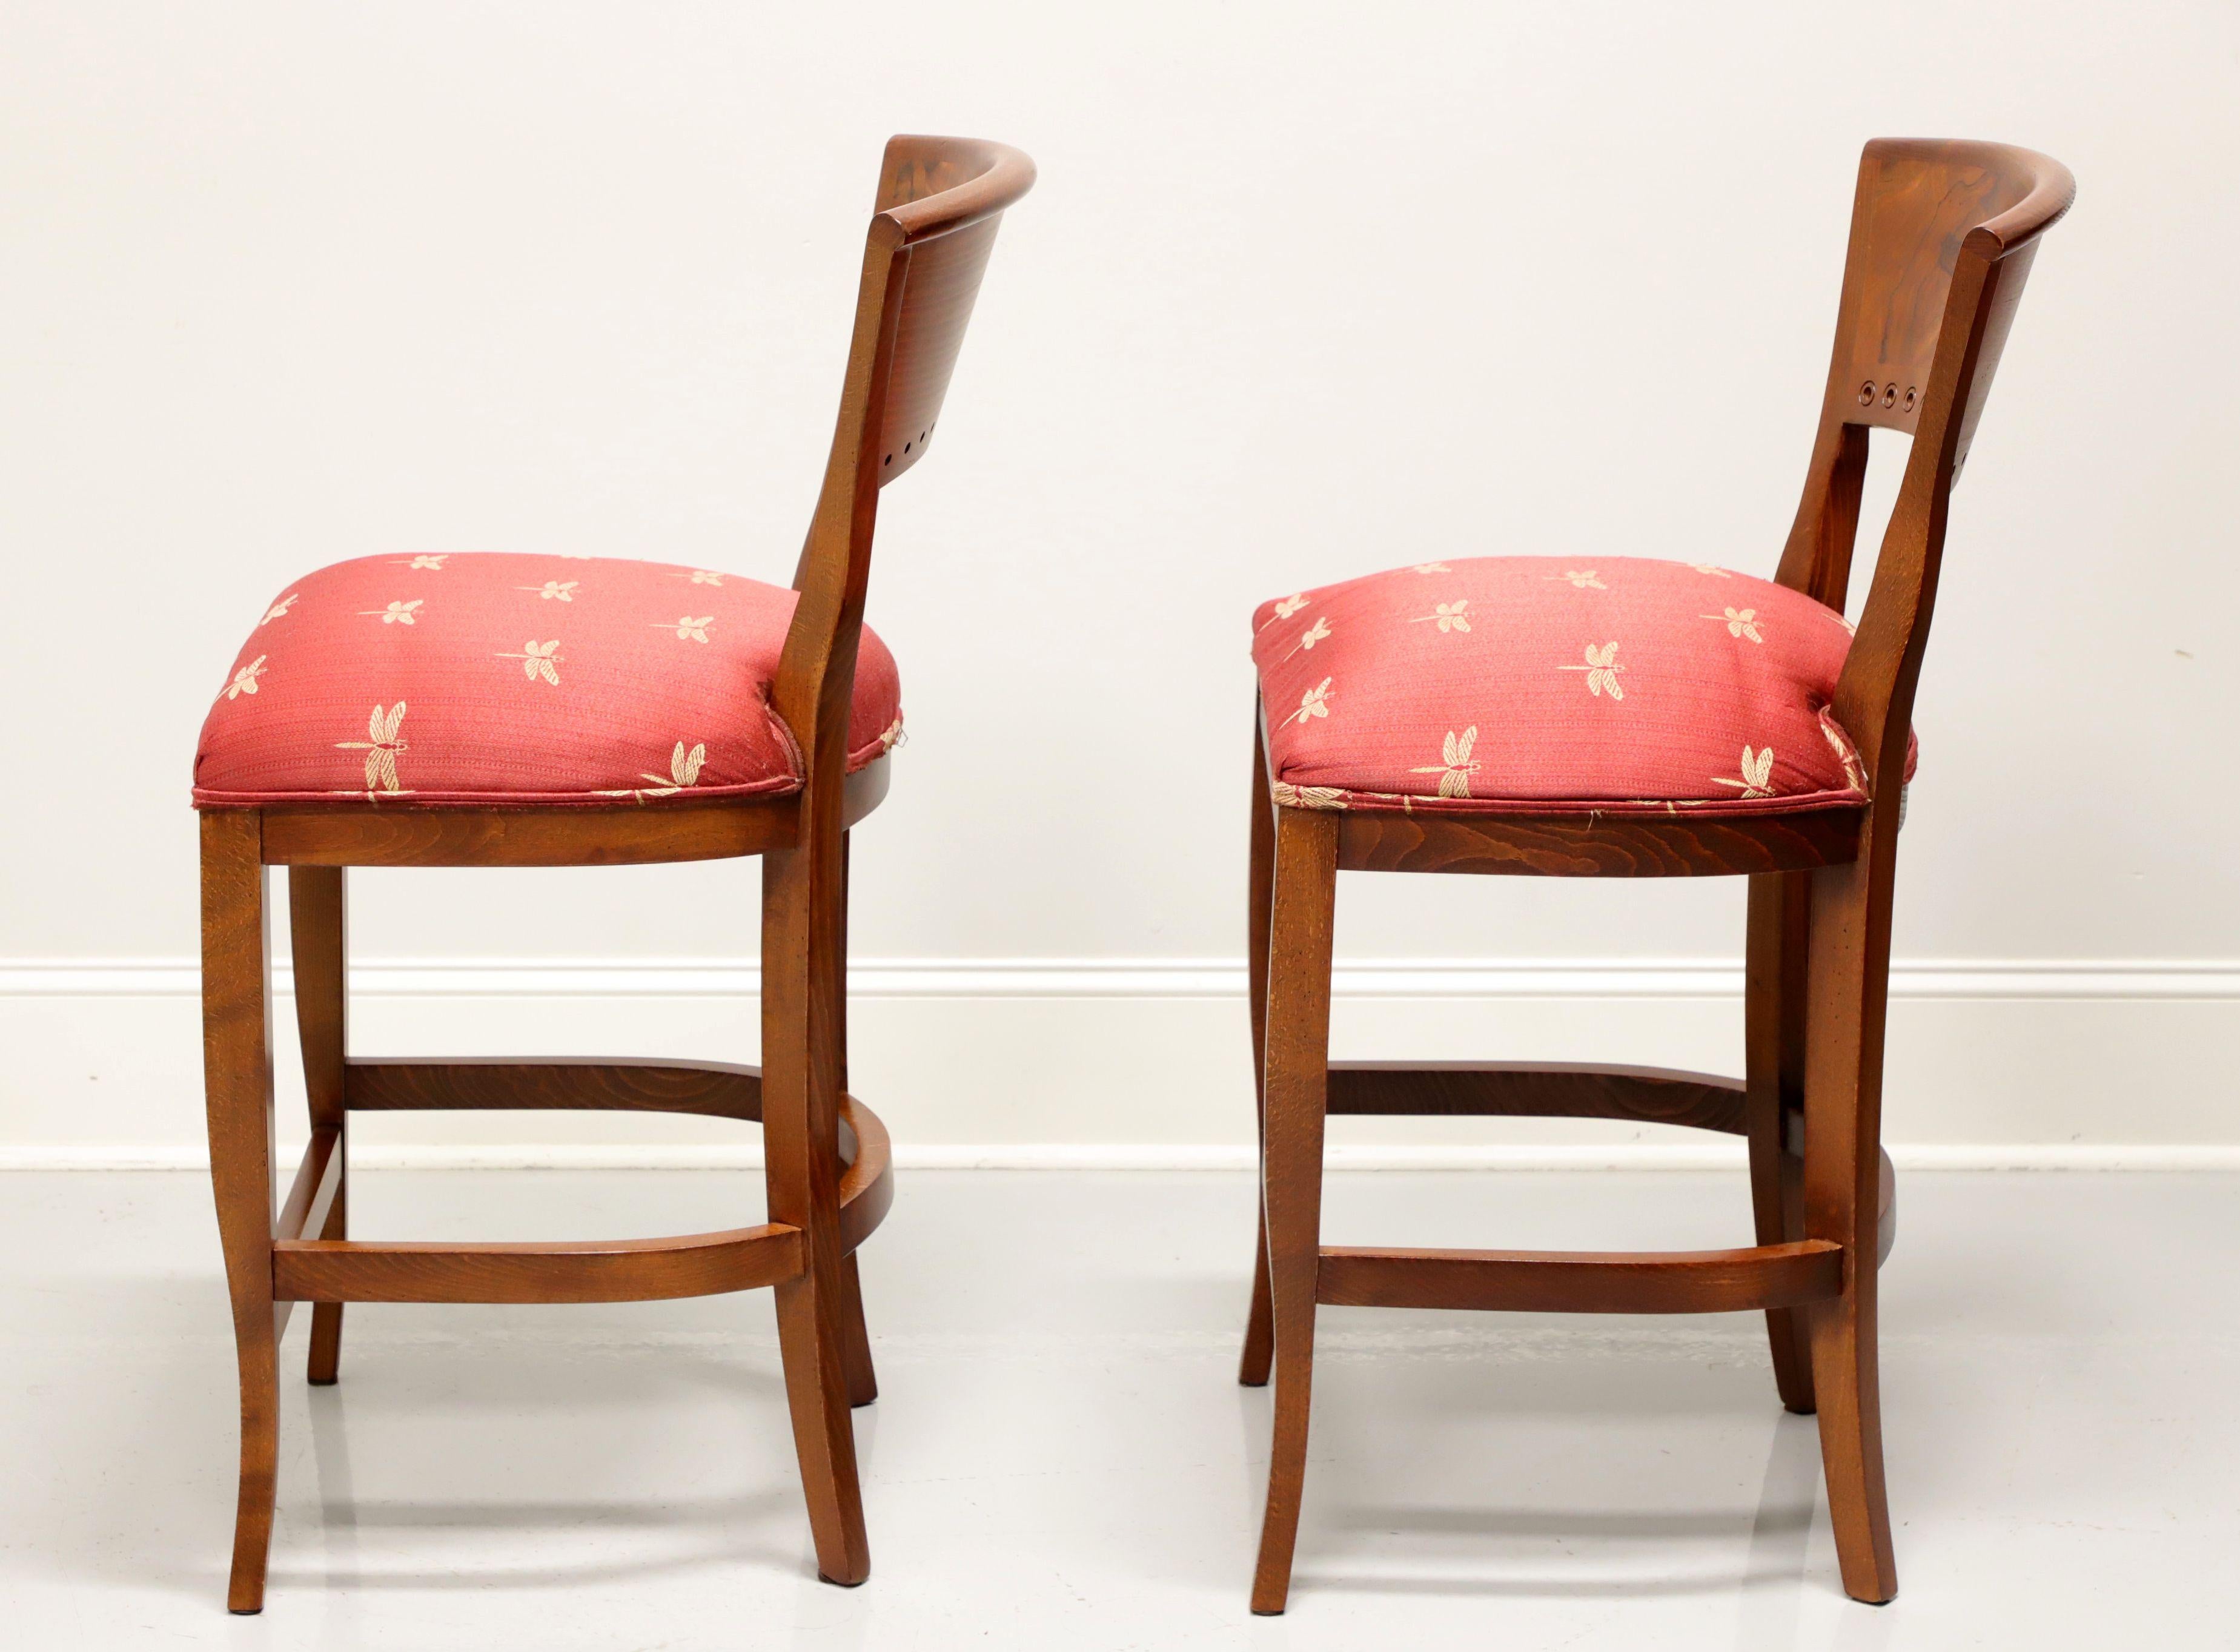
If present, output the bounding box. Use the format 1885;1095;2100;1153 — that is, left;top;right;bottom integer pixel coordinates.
775;136;1035;803
1777;139;2072;806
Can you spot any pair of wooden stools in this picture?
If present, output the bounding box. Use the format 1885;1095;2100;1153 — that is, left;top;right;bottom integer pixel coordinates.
191;134;2072;1613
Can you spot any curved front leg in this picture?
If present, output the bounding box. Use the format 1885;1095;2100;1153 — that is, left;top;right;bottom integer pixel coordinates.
1250;807;1339;1614
1240;707;1277;1388
1802;847;1900;1604
202;812;280;1613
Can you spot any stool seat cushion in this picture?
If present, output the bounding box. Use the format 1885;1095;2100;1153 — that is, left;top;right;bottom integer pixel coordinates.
1251;555;1909;816
193;553;902;806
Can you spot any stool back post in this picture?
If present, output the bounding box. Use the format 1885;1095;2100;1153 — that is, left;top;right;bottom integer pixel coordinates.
1778;139;2074;802
755;137;1032;1587
1780;141;2070;1604
774;136;1036;803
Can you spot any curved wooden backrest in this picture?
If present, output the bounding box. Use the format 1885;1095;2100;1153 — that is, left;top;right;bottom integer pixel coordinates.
1775;139;2072;809
872;137;1032;485
772;136;1034;791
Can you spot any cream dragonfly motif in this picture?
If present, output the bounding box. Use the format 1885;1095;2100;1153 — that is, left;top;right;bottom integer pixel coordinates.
1409;599;1470;634
335;702;409;795
1548;569;1605;589
1820;719;1866;791
260;594;298;625
675;569;726;586
221;656;267;700
497;639;563;684
396;555;448;570
1703;606;1764;643
359;599;423;625
655;616;715;643
1270;593;1308;623
1689;563;1732;578
1290;678;1334;725
594;739;706;801
1561;642;1626;698
1411;562;1451;574
1713;744;1776;798
519;580;578;602
1411;726;1481;798
1285;616;1332;657
1270;781;1347;810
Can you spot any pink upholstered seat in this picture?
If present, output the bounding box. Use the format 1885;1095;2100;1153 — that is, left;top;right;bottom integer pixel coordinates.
1251;555;1907;816
193;552;902;806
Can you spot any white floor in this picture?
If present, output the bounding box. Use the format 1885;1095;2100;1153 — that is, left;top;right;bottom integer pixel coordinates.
2;1167;2234;1648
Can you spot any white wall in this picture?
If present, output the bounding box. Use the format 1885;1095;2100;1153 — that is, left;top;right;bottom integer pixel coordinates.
4;1;2236;1163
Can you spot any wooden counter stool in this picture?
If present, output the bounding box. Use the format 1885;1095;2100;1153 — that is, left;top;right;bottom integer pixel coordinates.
191;136;1032;1613
1238;139;2072;1612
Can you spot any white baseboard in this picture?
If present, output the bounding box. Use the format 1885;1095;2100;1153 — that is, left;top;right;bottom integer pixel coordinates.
5;955;2239;1160
4;1142;2239;1173
9;955;2237;1002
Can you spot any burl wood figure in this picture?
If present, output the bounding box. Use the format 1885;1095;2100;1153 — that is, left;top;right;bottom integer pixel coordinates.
193;136;1032;1611
1238;140;2072;1612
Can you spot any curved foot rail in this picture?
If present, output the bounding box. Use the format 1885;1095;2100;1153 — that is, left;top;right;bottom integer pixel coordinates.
1317;1240;1844;1315
265;1060;895;1307
1324;1061;1895;1262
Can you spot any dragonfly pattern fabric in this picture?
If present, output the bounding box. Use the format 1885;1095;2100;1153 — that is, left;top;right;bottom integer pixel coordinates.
193;553;903;805
1250;555;1913;816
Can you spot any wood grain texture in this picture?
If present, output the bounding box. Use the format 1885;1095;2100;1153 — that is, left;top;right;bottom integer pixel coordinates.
273;1128;342;1248
870;134;1035;486
1239;707;1277;1389
1746;870;1817;1412
775;138;1030;854
1336;807;1861;877
1316;1241;1843;1316
762;831;871;1586
1326;1062;1748;1133
200;811;279;1614
337;1059;892;1255
1776;142;2072;814
830;831;877;1407
253;763;889;868
1250;808;1339;1616
273;1224;804;1304
257;798;794;868
345;1058;766;1118
1803;830;1902;1603
288;865;350;1384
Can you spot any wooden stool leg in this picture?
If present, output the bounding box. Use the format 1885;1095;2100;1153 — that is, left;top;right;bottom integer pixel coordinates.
763;840;871;1586
202;813;280;1613
1745;871;1815;1413
829;831;878;1408
1239;710;1277;1389
1803;850;1899;1604
289;865;350;1386
833;1253;878;1409
1250;808;1339;1615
